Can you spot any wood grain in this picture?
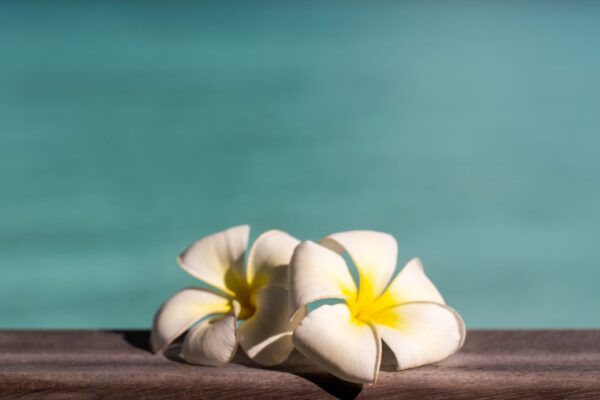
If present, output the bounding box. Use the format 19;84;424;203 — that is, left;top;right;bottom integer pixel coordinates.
0;330;599;399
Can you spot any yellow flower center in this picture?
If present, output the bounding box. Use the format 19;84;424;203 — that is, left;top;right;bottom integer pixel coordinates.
346;273;380;322
345;271;404;328
237;301;255;321
223;267;258;321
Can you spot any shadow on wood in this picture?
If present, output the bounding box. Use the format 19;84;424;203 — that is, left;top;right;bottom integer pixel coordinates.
114;329;363;399
118;329;151;352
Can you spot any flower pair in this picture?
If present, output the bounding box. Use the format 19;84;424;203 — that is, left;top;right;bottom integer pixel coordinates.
152;225;465;384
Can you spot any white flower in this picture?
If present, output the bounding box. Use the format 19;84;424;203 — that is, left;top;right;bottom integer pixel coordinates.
290;230;466;383
151;225;300;366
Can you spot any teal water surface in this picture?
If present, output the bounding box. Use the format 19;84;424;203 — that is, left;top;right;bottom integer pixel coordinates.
1;1;600;328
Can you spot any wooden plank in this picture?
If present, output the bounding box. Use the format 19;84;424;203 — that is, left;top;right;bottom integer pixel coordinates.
0;330;599;399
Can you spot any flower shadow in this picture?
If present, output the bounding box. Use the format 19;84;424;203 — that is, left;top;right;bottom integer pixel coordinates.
115;330;362;399
115;330;187;362
119;330;151;352
291;372;363;399
234;350;364;400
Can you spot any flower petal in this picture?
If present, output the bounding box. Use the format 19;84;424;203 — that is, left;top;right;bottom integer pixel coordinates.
246;230;300;290
181;306;239;366
320;231;397;305
239;286;298;366
371;301;466;370
292;303;381;384
151;288;232;353
178;225;249;296
367;258;444;313
290;241;357;311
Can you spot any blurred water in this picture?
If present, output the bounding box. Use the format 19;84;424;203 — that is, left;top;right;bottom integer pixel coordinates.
1;1;599;328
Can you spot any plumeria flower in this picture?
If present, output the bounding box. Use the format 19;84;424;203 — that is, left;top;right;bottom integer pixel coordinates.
151;225;301;366
290;230;466;383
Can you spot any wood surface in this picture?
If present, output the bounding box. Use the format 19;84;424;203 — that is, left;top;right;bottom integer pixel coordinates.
0;330;599;399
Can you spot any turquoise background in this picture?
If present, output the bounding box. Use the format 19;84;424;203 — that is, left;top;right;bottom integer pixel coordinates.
1;1;599;328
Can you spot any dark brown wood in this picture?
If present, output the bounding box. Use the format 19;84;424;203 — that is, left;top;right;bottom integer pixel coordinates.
0;330;599;399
